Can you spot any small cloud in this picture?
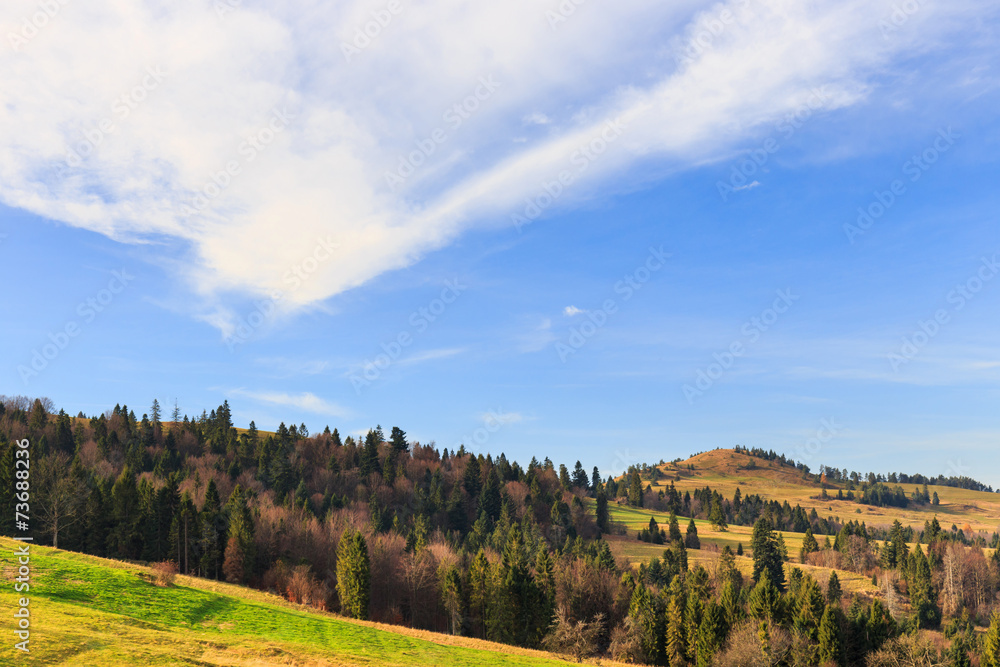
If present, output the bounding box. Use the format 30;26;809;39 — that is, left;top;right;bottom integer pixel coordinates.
734;181;761;192
522;112;551;126
228;389;351;418
512;137;528;143
564;305;584;316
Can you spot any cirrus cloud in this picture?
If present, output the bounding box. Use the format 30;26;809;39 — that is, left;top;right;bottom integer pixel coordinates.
0;0;986;337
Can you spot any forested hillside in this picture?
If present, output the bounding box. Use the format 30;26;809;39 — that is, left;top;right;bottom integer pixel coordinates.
3;394;1000;666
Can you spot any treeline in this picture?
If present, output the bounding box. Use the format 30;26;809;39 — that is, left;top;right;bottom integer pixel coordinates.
617;469;848;537
5;396;1000;665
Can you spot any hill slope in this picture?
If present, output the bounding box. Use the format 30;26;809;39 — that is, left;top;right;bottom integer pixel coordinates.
0;537;581;667
651;448;1000;533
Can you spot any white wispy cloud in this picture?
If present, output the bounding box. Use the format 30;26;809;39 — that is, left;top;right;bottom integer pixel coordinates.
0;0;986;336
227;389;351;417
564;305;584;316
397;347;466;367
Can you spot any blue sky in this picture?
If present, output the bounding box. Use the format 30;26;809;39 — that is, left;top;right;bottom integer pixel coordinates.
2;0;999;486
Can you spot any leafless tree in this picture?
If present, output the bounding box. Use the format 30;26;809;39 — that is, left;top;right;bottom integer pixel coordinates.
34;452;88;549
542;607;604;662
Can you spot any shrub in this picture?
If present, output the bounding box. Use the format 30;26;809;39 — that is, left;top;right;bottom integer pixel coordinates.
542;607;604;662
151;561;178;587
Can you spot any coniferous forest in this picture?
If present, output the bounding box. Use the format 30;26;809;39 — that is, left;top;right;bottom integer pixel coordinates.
4;394;1000;666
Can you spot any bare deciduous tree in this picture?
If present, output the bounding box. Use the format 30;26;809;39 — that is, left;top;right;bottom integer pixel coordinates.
34;452;88;549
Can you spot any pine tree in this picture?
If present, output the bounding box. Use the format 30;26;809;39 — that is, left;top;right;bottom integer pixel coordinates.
224;486;254;582
795;575;825;641
479;468;502;522
747;576;783;622
696;601;725;667
359;427;382;478
199;479;224;579
336;530;371;619
720;579;743;629
439;565;464;635
534;547;556;635
389;426;408;454
909;545;940;628
468;549;491;639
950;635;972;667
664;577;687;667
108;466;142;559
817;605;843;666
684;589;703;662
596;486;610;533
0;440;16;535
446;483;467;533
629;583;664;665
709;498;727;531
982;611;1000;667
800;527;820;563
685;519;701;549
827;571;842;605
463;454;482;498
628;468;644;507
668;511;683;543
750;518;785;590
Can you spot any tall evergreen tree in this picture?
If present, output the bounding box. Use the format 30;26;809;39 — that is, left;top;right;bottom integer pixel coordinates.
595;485;609;534
982;611;1000;667
696;602;726;667
685;519;701;549
817;605;843;666
684;588;704;662
800;527;820;563
627;468;644;507
336;530;371;620
750;518;785;590
468;549;491;639
664;577;687;667
108;466;142;559
826;571;842;604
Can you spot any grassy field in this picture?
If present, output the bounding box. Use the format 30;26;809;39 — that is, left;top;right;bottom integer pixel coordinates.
647;449;1000;534
0;537;596;666
600;447;1000;601
600;504;878;597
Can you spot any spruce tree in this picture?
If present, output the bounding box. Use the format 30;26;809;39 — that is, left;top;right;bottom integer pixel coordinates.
468;549;491;639
709;498;727;531
685;519;700;549
336;530;371;619
817;605;843;665
750;518;785;590
628;468;644;507
982;611;1000;667
684;589;703;662
668;511;683;543
827;571;842;604
595;486;609;534
664;577;687;667
695;602;725;667
800;527;820;563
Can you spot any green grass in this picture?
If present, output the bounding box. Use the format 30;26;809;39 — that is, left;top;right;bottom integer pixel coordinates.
0;537;581;666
